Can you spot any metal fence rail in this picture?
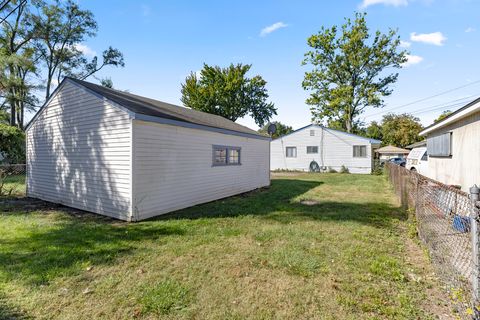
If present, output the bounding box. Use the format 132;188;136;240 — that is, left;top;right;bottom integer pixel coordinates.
386;163;479;318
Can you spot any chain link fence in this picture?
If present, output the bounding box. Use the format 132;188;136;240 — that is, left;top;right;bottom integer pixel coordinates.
386;163;480;318
0;164;26;196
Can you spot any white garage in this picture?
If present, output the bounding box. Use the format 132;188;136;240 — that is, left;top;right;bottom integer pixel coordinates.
25;78;270;221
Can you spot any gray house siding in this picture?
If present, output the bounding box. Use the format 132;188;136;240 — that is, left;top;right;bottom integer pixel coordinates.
26;81;133;220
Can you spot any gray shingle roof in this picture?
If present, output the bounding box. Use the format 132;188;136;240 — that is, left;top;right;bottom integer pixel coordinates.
67;77;265;138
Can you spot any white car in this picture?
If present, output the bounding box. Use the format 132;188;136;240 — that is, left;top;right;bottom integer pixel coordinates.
406;147;428;175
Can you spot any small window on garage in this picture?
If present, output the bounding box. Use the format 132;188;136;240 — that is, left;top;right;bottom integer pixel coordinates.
307;146;318;154
212;145;241;166
286;147;297;158
353;145;367;158
310;130;315;136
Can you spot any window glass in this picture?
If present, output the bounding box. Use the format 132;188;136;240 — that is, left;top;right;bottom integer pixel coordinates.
229;149;240;164
286;147;297;158
307;146;318;154
353;145;367;158
214;148;227;164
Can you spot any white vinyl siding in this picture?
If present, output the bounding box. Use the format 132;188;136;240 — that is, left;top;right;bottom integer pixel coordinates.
132;120;270;220
270;125;377;174
26;81;132;220
426;111;480;191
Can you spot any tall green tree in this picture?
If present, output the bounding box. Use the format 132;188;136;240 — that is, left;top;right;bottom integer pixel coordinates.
0;0;40;128
181;63;277;127
434;110;452;123
258;121;293;139
365;121;382;141
302;12;407;133
380;113;423;147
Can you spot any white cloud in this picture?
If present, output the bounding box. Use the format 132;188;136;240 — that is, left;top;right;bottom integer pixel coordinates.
465;27;475;33
399;40;411;48
360;0;408;9
402;54;423;67
260;22;288;37
74;43;96;57
410;32;447;46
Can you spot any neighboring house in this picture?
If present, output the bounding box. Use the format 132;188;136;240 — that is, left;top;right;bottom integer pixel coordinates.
25;78;270;221
270;124;381;174
375;145;410;161
419;97;480;191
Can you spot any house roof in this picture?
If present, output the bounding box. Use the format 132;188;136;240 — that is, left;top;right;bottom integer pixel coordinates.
405;140;427;149
375;145;410;154
420;96;480;136
65;78;266;139
272;124;382;144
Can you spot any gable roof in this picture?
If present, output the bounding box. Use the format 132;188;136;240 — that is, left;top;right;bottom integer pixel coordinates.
272;124;382;144
420;96;480;136
375;145;410;154
26;78;269;140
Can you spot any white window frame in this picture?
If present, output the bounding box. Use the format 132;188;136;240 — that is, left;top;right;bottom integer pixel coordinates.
353;145;367;158
286;147;297;158
306;146;318;154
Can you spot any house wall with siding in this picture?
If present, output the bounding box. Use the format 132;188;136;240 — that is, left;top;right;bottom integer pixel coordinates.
425;111;480;191
132;120;270;220
26;81;132;220
270;125;377;174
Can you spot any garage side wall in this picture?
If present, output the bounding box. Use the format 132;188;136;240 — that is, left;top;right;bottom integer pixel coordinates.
132;120;270;220
26;81;132;220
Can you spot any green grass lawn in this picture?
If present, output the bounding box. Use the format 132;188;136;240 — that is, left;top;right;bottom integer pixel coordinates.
0;173;451;319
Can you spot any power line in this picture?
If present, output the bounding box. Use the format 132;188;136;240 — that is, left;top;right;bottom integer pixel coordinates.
0;0;12;13
364;79;480;119
405;95;476;116
0;0;26;25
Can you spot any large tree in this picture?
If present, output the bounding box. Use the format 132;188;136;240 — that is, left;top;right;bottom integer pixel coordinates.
380;113;423;147
302;12;407;133
181;63;277;127
31;0;124;100
434;110;452;123
365;120;382;141
258;121;293;139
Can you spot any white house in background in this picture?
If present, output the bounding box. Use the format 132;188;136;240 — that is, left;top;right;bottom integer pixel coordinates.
270;124;381;174
419;97;480;191
25;78;270;221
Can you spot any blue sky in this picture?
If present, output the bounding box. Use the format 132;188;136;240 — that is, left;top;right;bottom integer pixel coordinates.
75;0;480;130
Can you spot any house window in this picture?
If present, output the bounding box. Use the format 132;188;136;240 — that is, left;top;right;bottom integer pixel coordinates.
286;147;297;158
310;130;315;136
427;132;451;157
212;145;241;166
307;146;318;154
353;145;367;158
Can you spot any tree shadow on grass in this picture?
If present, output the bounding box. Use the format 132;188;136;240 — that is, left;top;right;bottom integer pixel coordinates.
0;217;185;286
157;179;406;228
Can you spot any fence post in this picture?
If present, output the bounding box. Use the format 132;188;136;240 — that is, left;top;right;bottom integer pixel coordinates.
470;185;480;319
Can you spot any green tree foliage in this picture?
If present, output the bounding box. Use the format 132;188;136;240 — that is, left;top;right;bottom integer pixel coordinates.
31;0;124;99
258;121;293;138
302;12;407;133
0;123;25;163
380;113;423;147
365;121;383;141
327;118;366;135
434;110;452;123
181;63;277;127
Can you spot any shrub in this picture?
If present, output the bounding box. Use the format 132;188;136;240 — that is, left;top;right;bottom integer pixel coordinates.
328;167;337;173
339;165;350;174
0;123;25;164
